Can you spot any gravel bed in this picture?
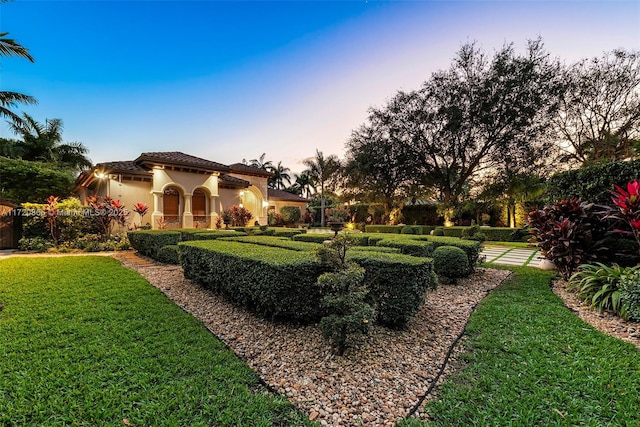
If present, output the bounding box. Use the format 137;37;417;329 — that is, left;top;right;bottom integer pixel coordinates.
113;252;510;426
552;278;640;348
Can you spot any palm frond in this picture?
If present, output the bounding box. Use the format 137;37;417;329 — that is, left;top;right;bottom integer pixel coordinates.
0;32;35;62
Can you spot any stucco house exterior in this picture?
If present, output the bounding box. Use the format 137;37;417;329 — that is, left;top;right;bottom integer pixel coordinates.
75;151;308;229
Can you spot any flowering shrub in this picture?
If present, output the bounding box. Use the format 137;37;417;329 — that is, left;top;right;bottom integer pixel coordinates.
303;210;314;224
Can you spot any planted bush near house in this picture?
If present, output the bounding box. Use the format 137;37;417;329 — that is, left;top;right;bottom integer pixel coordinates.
432;246;470;280
568;263;632;314
279;206;301;225
127;230;181;259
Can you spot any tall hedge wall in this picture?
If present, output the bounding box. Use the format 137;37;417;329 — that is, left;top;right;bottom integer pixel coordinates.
545;159;640;205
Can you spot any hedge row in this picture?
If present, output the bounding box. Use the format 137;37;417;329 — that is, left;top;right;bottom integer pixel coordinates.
128;229;246;262
420;236;481;273
178;239;435;326
179;240;327;321
127;230;181;259
365;225;435;234
433;226;525;242
545;158;640;205
220;236;319;252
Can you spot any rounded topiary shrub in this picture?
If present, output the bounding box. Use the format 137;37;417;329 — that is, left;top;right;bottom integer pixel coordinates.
432;245;470;280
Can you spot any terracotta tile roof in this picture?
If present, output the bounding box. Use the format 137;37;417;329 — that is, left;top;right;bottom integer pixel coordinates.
219;174;250;187
136;152;230;172
229;163;273;177
268;188;309;202
96;161;149;173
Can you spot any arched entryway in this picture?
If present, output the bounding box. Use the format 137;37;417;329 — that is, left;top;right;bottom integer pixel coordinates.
163;186;182;228
192;188;209;228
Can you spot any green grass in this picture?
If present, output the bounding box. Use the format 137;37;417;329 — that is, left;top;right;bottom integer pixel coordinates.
399;266;640;427
0;256;312;427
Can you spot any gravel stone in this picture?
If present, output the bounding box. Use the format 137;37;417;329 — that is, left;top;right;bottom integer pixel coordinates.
113;251;639;425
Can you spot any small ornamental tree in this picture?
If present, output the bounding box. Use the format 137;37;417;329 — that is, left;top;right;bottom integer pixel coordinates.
316;234;374;355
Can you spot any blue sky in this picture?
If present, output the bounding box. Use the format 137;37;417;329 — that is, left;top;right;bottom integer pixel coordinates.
1;0;639;174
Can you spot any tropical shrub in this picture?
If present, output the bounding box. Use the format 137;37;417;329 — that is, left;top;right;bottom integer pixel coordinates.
528;199;609;279
87;195;129;236
267;211;284;226
279;206;301;225
17;236;54;252
568;263;632;314
432;246;470;282
227;205;253;227
619;270;640;321
606;180;640;256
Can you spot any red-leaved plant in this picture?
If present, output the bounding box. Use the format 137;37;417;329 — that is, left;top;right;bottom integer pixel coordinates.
87;195;129;237
608;180;640;255
133;202;149;227
44;195;60;245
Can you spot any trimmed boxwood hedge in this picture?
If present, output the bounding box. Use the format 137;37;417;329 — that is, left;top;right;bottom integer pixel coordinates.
376;238;434;257
178;239;435;326
348;251;436;327
419;236;481;273
179;229;242;241
271;228;306;238
220;236;318;252
191;231;249;240
156;245;180;265
432;246;469;279
127;230;181;259
365;225;434;234
179;240;328;322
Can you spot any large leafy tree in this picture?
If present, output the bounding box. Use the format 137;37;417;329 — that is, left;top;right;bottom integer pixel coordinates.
7;113;92;171
554;49;640;166
303;150;341;226
346;40;560;220
0;31;37;123
344;98;418;217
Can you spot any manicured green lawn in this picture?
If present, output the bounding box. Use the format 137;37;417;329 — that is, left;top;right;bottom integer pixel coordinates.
399;266;640;427
0;256;312;426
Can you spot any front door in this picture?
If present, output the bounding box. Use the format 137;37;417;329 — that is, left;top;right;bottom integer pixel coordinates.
163;187;181;228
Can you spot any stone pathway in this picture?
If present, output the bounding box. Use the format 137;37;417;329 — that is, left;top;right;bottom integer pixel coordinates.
482;246;542;268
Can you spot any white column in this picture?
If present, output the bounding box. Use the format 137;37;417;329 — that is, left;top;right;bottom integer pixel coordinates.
151;191;163;229
183;193;193;228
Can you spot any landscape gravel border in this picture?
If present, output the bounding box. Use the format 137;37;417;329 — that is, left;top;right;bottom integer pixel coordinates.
113;252;510;426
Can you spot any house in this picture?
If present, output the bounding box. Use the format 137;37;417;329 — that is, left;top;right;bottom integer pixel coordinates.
74;152;308;229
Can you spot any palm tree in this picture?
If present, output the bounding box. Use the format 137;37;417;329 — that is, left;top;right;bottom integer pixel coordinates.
291;171;315;198
268;161;291;189
248;153;274;172
0;32;37;123
8;113;92;171
303;150;340;226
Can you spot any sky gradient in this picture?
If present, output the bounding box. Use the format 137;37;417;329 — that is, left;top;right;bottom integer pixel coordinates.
1;0;639;173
